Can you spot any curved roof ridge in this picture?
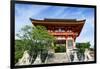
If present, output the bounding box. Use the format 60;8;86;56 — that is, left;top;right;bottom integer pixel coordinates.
30;18;86;22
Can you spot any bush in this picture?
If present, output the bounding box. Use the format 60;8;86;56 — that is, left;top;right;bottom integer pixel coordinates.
55;45;66;53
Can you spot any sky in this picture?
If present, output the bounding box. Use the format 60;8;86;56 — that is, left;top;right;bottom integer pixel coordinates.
15;4;95;48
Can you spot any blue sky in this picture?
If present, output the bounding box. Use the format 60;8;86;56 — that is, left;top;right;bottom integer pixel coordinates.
15;4;95;47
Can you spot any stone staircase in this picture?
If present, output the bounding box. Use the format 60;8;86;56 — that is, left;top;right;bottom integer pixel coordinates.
45;53;69;63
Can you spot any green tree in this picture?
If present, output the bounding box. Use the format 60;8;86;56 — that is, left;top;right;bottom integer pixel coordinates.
32;25;55;63
76;42;90;53
15;25;34;64
76;42;91;61
15;25;55;64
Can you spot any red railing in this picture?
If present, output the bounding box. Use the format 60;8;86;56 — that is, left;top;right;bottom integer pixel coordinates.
48;32;77;36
